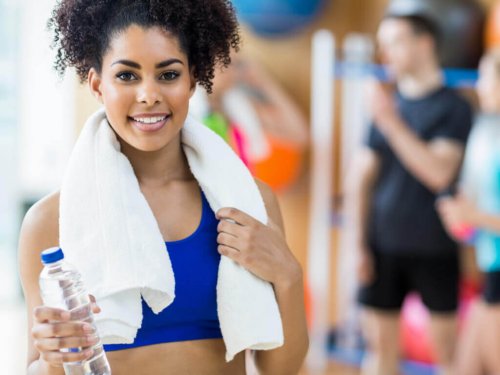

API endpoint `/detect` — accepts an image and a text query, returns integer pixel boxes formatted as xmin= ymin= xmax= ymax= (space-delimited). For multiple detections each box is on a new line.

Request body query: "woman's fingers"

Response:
xmin=32 ymin=302 xmax=101 ymax=367
xmin=40 ymin=348 xmax=95 ymax=365
xmin=32 ymin=321 xmax=95 ymax=339
xmin=35 ymin=334 xmax=99 ymax=351
xmin=216 ymin=207 xmax=257 ymax=227
xmin=217 ymin=232 xmax=241 ymax=250
xmin=217 ymin=219 xmax=246 ymax=237
xmin=33 ymin=306 xmax=70 ymax=323
xmin=217 ymin=245 xmax=242 ymax=262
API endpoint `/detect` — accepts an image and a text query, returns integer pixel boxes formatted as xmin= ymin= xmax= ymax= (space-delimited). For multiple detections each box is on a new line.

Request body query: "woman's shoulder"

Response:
xmin=18 ymin=191 xmax=60 ymax=306
xmin=19 ymin=191 xmax=60 ymax=258
xmin=254 ymin=179 xmax=285 ymax=233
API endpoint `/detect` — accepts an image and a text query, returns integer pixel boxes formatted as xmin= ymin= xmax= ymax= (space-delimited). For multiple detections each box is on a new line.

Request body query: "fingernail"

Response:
xmin=83 ymin=324 xmax=95 ymax=333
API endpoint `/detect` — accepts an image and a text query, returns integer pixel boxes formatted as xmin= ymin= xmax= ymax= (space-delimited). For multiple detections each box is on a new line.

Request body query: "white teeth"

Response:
xmin=132 ymin=116 xmax=167 ymax=124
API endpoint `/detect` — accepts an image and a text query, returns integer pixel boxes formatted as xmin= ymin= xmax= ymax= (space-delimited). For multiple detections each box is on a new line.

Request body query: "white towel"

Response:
xmin=59 ymin=108 xmax=284 ymax=361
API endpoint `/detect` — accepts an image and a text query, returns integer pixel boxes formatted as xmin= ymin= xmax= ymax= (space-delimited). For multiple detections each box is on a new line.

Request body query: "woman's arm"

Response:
xmin=252 ymin=181 xmax=308 ymax=375
xmin=216 ymin=180 xmax=308 ymax=375
xmin=238 ymin=59 xmax=309 ymax=147
xmin=19 ymin=192 xmax=96 ymax=375
xmin=472 ymin=211 xmax=500 ymax=234
xmin=438 ymin=193 xmax=500 ymax=236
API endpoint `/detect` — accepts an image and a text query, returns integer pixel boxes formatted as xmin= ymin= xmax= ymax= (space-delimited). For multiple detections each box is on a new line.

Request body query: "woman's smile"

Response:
xmin=129 ymin=113 xmax=172 ymax=133
xmin=88 ymin=25 xmax=195 ymax=153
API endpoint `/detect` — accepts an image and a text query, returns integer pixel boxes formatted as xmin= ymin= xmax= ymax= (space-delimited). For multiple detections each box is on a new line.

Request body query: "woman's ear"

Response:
xmin=88 ymin=68 xmax=103 ymax=103
xmin=189 ymin=68 xmax=196 ymax=98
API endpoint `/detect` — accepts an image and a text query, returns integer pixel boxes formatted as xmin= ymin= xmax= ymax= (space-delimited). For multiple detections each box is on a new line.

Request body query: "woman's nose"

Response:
xmin=137 ymin=79 xmax=162 ymax=106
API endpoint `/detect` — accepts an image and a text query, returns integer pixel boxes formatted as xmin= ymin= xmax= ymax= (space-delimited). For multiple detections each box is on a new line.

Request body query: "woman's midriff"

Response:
xmin=106 ymin=338 xmax=246 ymax=374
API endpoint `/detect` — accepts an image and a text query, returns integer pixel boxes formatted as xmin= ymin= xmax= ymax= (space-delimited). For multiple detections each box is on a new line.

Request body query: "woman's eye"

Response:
xmin=160 ymin=71 xmax=180 ymax=81
xmin=116 ymin=72 xmax=136 ymax=81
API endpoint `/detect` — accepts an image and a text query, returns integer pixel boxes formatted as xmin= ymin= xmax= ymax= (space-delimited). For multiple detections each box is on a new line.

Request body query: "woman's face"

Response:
xmin=477 ymin=58 xmax=500 ymax=113
xmin=89 ymin=25 xmax=195 ymax=152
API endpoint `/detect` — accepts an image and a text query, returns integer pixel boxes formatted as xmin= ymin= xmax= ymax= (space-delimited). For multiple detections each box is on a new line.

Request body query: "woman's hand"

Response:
xmin=437 ymin=193 xmax=479 ymax=228
xmin=31 ymin=295 xmax=101 ymax=367
xmin=216 ymin=207 xmax=302 ymax=288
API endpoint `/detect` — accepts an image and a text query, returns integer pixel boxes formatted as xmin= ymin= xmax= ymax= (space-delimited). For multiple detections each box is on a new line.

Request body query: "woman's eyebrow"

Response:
xmin=156 ymin=58 xmax=184 ymax=68
xmin=111 ymin=59 xmax=141 ymax=68
xmin=111 ymin=58 xmax=184 ymax=69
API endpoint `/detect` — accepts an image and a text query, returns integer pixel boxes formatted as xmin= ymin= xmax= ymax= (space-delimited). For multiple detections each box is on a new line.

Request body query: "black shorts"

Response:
xmin=484 ymin=271 xmax=500 ymax=305
xmin=358 ymin=250 xmax=459 ymax=313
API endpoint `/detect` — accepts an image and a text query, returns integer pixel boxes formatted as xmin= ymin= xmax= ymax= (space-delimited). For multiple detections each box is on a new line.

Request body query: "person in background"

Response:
xmin=346 ymin=12 xmax=473 ymax=375
xmin=190 ymin=53 xmax=308 ymax=191
xmin=438 ymin=49 xmax=500 ymax=375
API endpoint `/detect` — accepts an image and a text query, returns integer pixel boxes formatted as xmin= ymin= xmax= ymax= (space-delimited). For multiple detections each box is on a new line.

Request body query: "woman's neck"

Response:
xmin=119 ymin=133 xmax=194 ymax=188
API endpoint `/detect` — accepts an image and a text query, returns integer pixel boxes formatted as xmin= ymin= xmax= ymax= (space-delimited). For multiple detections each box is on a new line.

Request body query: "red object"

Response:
xmin=400 ymin=293 xmax=435 ymax=364
xmin=450 ymin=223 xmax=476 ymax=243
xmin=228 ymin=123 xmax=303 ymax=192
xmin=400 ymin=279 xmax=480 ymax=364
xmin=229 ymin=123 xmax=250 ymax=168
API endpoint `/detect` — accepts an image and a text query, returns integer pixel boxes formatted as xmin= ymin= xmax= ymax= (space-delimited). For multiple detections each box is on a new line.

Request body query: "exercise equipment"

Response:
xmin=231 ymin=0 xmax=326 ymax=37
xmin=252 ymin=136 xmax=302 ymax=191
xmin=401 ymin=280 xmax=480 ymax=363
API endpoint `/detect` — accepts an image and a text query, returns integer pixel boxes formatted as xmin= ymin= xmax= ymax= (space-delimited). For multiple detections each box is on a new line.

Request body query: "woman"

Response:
xmin=438 ymin=49 xmax=500 ymax=375
xmin=18 ymin=1 xmax=308 ymax=374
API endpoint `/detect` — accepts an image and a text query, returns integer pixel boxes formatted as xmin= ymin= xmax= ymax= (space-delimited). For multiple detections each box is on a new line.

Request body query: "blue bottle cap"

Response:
xmin=41 ymin=247 xmax=64 ymax=264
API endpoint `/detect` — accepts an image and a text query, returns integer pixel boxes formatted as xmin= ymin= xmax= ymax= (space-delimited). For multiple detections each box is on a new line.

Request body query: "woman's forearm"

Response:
xmin=473 ymin=211 xmax=500 ymax=234
xmin=254 ymin=267 xmax=309 ymax=375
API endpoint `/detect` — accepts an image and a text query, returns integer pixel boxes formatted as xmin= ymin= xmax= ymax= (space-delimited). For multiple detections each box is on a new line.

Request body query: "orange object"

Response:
xmin=485 ymin=1 xmax=500 ymax=49
xmin=252 ymin=135 xmax=303 ymax=192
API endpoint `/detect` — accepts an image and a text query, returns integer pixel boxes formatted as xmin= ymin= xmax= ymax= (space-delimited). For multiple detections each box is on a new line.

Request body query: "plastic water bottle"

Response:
xmin=39 ymin=247 xmax=111 ymax=375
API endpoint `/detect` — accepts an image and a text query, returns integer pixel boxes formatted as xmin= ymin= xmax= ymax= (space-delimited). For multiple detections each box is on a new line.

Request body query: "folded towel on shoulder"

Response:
xmin=59 ymin=108 xmax=283 ymax=361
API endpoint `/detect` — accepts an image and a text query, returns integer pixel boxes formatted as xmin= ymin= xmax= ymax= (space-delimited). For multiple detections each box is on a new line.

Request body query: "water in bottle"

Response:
xmin=39 ymin=247 xmax=111 ymax=375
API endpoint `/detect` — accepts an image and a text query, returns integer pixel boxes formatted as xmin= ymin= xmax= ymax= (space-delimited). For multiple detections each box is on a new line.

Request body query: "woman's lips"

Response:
xmin=128 ymin=115 xmax=170 ymax=132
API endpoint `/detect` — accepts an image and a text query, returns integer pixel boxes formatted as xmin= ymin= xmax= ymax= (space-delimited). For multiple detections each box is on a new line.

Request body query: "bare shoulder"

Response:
xmin=19 ymin=191 xmax=60 ymax=252
xmin=18 ymin=191 xmax=60 ymax=291
xmin=254 ymin=179 xmax=285 ymax=233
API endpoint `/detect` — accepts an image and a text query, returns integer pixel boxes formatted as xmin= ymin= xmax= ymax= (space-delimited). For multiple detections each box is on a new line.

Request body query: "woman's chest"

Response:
xmin=141 ymin=183 xmax=205 ymax=242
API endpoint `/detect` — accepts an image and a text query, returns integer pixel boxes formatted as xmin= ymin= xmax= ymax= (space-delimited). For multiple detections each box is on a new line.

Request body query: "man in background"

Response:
xmin=347 ymin=12 xmax=473 ymax=375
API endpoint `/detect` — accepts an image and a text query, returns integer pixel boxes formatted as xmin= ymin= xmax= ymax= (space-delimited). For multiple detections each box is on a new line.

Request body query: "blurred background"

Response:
xmin=2 ymin=0 xmax=500 ymax=374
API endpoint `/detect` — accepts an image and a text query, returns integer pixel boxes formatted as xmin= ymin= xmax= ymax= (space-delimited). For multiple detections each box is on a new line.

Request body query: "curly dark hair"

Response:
xmin=48 ymin=0 xmax=240 ymax=93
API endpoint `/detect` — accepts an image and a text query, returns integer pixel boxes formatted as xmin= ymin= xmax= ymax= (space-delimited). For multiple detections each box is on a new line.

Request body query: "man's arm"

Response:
xmin=370 ymin=81 xmax=466 ymax=193
xmin=384 ymin=122 xmax=464 ymax=192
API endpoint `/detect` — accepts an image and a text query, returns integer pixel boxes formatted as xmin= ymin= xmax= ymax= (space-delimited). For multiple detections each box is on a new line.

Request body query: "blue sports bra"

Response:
xmin=104 ymin=191 xmax=222 ymax=351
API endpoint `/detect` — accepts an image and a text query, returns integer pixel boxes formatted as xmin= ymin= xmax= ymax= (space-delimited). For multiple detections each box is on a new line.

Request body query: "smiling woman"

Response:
xmin=88 ymin=26 xmax=195 ymax=152
xmin=18 ymin=1 xmax=308 ymax=375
